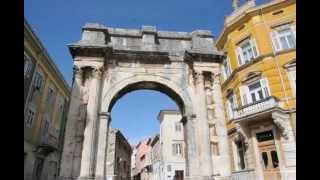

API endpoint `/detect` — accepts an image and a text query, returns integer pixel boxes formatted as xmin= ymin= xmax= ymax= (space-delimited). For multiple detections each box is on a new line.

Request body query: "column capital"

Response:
xmin=212 ymin=73 xmax=221 ymax=85
xmin=91 ymin=66 xmax=104 ymax=79
xmin=181 ymin=114 xmax=196 ymax=125
xmin=73 ymin=65 xmax=83 ymax=79
xmin=194 ymin=71 xmax=204 ymax=84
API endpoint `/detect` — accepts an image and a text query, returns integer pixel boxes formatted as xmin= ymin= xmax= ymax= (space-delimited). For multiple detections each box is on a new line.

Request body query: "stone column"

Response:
xmin=59 ymin=65 xmax=83 ymax=180
xmin=79 ymin=66 xmax=103 ymax=180
xmin=193 ymin=71 xmax=214 ymax=179
xmin=95 ymin=112 xmax=111 ymax=180
xmin=211 ymin=73 xmax=231 ymax=177
xmin=181 ymin=114 xmax=198 ymax=178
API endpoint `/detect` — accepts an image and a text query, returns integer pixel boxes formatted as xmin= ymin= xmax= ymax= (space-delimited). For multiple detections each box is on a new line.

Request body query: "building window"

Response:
xmin=25 ymin=107 xmax=35 ymax=128
xmin=34 ymin=72 xmax=44 ymax=91
xmin=240 ymin=78 xmax=270 ymax=105
xmin=235 ymin=140 xmax=246 ymax=170
xmin=167 ymin=165 xmax=171 ymax=172
xmin=270 ymin=24 xmax=296 ymax=52
xmin=47 ymin=87 xmax=56 ymax=105
xmin=236 ymin=37 xmax=259 ymax=66
xmin=222 ymin=56 xmax=232 ymax=80
xmin=284 ymin=61 xmax=296 ymax=97
xmin=175 ymin=122 xmax=182 ymax=132
xmin=140 ymin=154 xmax=145 ymax=161
xmin=172 ymin=143 xmax=182 ymax=156
xmin=271 ymin=150 xmax=279 ymax=168
xmin=24 ymin=54 xmax=33 ymax=78
xmin=226 ymin=92 xmax=237 ymax=119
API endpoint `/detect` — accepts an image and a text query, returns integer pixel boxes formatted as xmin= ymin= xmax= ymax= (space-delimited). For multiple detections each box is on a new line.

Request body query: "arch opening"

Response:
xmin=107 ymin=81 xmax=186 ymax=115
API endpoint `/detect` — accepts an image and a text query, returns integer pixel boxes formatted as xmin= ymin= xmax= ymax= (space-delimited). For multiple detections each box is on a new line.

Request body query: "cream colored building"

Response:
xmin=216 ymin=0 xmax=296 ymax=179
xmin=24 ymin=18 xmax=70 ymax=180
xmin=156 ymin=110 xmax=185 ymax=180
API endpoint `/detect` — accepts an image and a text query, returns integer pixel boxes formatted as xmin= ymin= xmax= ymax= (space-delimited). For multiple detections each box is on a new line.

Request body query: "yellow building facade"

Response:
xmin=24 ymin=19 xmax=70 ymax=180
xmin=216 ymin=0 xmax=296 ymax=179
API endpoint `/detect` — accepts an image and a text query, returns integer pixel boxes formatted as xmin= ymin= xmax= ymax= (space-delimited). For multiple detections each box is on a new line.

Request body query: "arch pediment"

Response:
xmin=241 ymin=71 xmax=262 ymax=84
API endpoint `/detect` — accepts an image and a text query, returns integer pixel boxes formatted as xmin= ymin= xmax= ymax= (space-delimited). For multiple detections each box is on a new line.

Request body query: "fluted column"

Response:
xmin=194 ymin=71 xmax=214 ymax=179
xmin=211 ymin=73 xmax=231 ymax=176
xmin=79 ymin=66 xmax=103 ymax=180
xmin=95 ymin=112 xmax=111 ymax=180
xmin=59 ymin=65 xmax=83 ymax=180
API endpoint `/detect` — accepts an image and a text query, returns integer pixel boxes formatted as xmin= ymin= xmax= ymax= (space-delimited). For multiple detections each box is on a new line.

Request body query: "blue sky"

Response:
xmin=25 ymin=0 xmax=267 ymax=145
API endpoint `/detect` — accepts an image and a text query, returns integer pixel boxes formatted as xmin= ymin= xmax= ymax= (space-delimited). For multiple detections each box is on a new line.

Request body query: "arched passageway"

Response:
xmin=59 ymin=24 xmax=231 ymax=180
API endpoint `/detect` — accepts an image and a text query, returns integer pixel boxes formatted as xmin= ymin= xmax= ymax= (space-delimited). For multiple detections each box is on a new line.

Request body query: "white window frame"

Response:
xmin=34 ymin=71 xmax=44 ymax=91
xmin=233 ymin=140 xmax=246 ymax=171
xmin=236 ymin=37 xmax=259 ymax=66
xmin=172 ymin=143 xmax=182 ymax=156
xmin=222 ymin=56 xmax=232 ymax=81
xmin=175 ymin=122 xmax=182 ymax=132
xmin=25 ymin=105 xmax=36 ymax=128
xmin=47 ymin=87 xmax=56 ymax=105
xmin=270 ymin=24 xmax=296 ymax=52
xmin=227 ymin=92 xmax=237 ymax=120
xmin=287 ymin=66 xmax=296 ymax=97
xmin=240 ymin=78 xmax=271 ymax=106
xmin=24 ymin=53 xmax=33 ymax=78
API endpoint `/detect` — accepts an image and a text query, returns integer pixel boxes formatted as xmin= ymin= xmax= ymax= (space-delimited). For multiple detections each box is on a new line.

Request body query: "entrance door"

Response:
xmin=256 ymin=130 xmax=281 ymax=180
xmin=174 ymin=170 xmax=184 ymax=180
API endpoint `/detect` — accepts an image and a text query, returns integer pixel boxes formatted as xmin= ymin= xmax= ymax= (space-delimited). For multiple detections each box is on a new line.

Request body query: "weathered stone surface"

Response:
xmin=59 ymin=23 xmax=230 ymax=180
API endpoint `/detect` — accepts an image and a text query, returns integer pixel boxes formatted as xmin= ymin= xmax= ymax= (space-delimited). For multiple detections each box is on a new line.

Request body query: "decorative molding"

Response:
xmin=74 ymin=65 xmax=83 ymax=79
xmin=272 ymin=111 xmax=290 ymax=140
xmin=91 ymin=67 xmax=104 ymax=79
xmin=283 ymin=59 xmax=296 ymax=69
xmin=241 ymin=71 xmax=262 ymax=84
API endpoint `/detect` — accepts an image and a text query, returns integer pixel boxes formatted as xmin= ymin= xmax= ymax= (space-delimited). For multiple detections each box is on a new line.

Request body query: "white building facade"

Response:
xmin=152 ymin=110 xmax=185 ymax=180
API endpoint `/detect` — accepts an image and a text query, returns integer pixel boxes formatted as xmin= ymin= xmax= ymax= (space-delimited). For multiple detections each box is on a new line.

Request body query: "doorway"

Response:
xmin=174 ymin=170 xmax=184 ymax=180
xmin=256 ymin=130 xmax=281 ymax=180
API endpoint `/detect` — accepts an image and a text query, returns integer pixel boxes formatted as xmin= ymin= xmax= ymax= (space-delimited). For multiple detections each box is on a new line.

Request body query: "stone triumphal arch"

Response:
xmin=59 ymin=23 xmax=231 ymax=180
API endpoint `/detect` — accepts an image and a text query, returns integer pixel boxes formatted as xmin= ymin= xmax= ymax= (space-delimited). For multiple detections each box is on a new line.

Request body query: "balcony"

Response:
xmin=230 ymin=169 xmax=257 ymax=180
xmin=232 ymin=96 xmax=279 ymax=121
xmin=36 ymin=121 xmax=60 ymax=155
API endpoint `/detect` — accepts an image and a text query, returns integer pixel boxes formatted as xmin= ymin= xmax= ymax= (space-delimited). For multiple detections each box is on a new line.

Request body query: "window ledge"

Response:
xmin=222 ymin=48 xmax=295 ymax=89
xmin=275 ymin=47 xmax=296 ymax=55
xmin=222 ymin=55 xmax=265 ymax=88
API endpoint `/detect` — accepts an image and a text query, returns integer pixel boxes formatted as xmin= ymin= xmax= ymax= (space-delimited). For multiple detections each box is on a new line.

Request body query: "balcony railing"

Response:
xmin=232 ymin=96 xmax=279 ymax=121
xmin=39 ymin=121 xmax=59 ymax=149
xmin=230 ymin=169 xmax=257 ymax=180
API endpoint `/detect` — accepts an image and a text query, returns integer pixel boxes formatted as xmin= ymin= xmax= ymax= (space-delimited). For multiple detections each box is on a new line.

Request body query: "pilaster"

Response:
xmin=59 ymin=65 xmax=84 ymax=179
xmin=193 ymin=70 xmax=214 ymax=177
xmin=79 ymin=66 xmax=104 ymax=179
xmin=95 ymin=112 xmax=111 ymax=180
